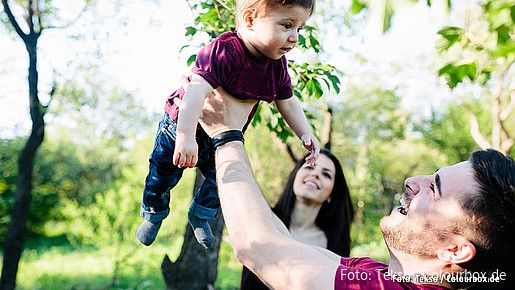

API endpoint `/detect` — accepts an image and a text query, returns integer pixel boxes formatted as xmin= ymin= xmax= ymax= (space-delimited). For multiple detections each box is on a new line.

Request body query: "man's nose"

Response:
xmin=404 ymin=176 xmax=423 ymax=196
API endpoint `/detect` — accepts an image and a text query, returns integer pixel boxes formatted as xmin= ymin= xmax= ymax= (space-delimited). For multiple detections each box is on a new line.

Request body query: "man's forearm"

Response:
xmin=215 ymin=142 xmax=284 ymax=256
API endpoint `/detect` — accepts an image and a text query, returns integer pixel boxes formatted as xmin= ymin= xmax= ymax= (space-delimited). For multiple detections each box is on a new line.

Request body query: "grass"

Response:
xmin=3 ymin=233 xmax=244 ymax=290
xmin=3 ymin=233 xmax=387 ymax=290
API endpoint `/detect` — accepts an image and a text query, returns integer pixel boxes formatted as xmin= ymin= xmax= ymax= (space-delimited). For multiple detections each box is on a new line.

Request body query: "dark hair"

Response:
xmin=460 ymin=149 xmax=515 ymax=277
xmin=272 ymin=148 xmax=355 ymax=256
xmin=236 ymin=0 xmax=316 ymax=27
xmin=241 ymin=149 xmax=354 ymax=289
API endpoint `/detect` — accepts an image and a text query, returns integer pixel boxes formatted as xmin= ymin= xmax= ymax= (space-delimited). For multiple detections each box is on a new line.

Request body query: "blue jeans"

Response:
xmin=140 ymin=113 xmax=219 ymax=223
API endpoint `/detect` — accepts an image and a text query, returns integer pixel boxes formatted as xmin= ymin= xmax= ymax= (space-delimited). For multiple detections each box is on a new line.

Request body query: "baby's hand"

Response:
xmin=173 ymin=134 xmax=198 ymax=168
xmin=300 ymin=133 xmax=320 ymax=166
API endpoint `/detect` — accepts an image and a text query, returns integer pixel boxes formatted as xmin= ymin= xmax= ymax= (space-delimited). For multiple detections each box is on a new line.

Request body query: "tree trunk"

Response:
xmin=0 ymin=32 xmax=44 ymax=290
xmin=161 ymin=169 xmax=224 ymax=290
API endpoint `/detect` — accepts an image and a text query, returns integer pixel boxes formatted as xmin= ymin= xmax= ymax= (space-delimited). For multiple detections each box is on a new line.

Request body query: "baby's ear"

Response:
xmin=242 ymin=8 xmax=256 ymax=29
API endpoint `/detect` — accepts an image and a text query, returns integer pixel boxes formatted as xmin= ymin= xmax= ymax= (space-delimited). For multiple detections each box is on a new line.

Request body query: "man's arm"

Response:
xmin=174 ymin=74 xmax=213 ymax=168
xmin=215 ymin=141 xmax=340 ymax=290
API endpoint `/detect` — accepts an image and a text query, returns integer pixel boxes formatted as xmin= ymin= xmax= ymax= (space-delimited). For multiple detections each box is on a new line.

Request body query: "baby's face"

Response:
xmin=246 ymin=5 xmax=310 ymax=60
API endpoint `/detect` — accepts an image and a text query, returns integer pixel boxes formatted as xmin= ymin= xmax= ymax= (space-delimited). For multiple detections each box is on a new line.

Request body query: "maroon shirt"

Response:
xmin=335 ymin=257 xmax=449 ymax=290
xmin=165 ymin=31 xmax=293 ymax=123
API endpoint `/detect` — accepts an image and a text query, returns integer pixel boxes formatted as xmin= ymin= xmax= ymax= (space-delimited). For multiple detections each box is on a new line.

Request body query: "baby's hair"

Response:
xmin=235 ymin=0 xmax=316 ymax=28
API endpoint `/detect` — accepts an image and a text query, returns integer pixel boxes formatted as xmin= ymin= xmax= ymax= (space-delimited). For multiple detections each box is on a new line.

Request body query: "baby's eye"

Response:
xmin=304 ymin=165 xmax=314 ymax=170
xmin=297 ymin=26 xmax=304 ymax=32
xmin=282 ymin=23 xmax=292 ymax=29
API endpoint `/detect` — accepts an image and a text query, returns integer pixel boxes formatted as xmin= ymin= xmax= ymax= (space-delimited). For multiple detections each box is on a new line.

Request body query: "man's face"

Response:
xmin=380 ymin=161 xmax=478 ymax=258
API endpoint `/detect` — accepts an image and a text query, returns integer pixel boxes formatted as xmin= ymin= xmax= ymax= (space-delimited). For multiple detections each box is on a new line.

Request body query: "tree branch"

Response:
xmin=272 ymin=135 xmax=299 ymax=164
xmin=27 ymin=0 xmax=34 ymax=34
xmin=499 ymin=90 xmax=514 ymax=121
xmin=212 ymin=0 xmax=233 ymax=13
xmin=501 ymin=139 xmax=514 ymax=155
xmin=42 ymin=72 xmax=58 ymax=114
xmin=211 ymin=0 xmax=222 ymax=22
xmin=45 ymin=3 xmax=90 ymax=30
xmin=467 ymin=111 xmax=492 ymax=149
xmin=1 ymin=0 xmax=28 ymax=40
xmin=321 ymin=105 xmax=333 ymax=150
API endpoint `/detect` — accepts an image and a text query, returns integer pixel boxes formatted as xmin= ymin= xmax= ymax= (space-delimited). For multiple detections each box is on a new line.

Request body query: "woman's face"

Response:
xmin=293 ymin=154 xmax=336 ymax=205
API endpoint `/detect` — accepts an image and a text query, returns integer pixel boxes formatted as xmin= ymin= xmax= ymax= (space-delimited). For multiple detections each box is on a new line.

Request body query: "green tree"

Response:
xmin=0 ymin=1 xmax=92 ymax=288
xmin=436 ymin=0 xmax=514 ymax=154
xmin=349 ymin=0 xmax=445 ymax=36
xmin=414 ymin=101 xmax=487 ymax=164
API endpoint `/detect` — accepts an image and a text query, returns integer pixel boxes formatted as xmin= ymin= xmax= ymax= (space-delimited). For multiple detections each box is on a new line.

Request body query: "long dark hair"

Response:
xmin=240 ymin=149 xmax=355 ymax=289
xmin=272 ymin=148 xmax=355 ymax=256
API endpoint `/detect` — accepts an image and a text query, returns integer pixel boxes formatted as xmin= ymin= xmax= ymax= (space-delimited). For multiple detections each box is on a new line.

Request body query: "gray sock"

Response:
xmin=188 ymin=214 xmax=214 ymax=249
xmin=136 ymin=219 xmax=162 ymax=246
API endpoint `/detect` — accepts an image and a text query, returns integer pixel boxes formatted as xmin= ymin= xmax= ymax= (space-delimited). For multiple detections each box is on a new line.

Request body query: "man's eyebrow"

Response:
xmin=435 ymin=173 xmax=442 ymax=197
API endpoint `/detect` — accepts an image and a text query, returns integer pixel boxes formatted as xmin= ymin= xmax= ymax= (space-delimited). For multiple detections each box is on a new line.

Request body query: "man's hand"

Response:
xmin=199 ymin=87 xmax=257 ymax=137
xmin=300 ymin=133 xmax=320 ymax=166
xmin=173 ymin=134 xmax=198 ymax=168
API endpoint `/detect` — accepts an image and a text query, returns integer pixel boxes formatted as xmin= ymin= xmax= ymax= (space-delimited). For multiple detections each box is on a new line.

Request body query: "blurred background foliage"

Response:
xmin=1 ymin=0 xmax=513 ymax=289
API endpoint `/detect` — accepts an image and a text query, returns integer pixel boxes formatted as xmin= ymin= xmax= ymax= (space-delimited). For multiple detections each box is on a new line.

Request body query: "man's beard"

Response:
xmin=380 ymin=217 xmax=436 ymax=259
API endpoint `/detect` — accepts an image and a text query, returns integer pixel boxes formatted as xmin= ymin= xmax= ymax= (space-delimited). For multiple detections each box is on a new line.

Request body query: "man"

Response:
xmin=198 ymin=87 xmax=514 ymax=290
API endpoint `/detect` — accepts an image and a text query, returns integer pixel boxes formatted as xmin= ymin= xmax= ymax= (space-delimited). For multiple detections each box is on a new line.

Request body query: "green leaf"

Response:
xmin=187 ymin=54 xmax=196 ymax=66
xmin=298 ymin=34 xmax=306 ymax=47
xmin=305 ymin=79 xmax=316 ymax=95
xmin=179 ymin=44 xmax=190 ymax=53
xmin=492 ymin=40 xmax=515 ymax=57
xmin=426 ymin=0 xmax=432 ymax=6
xmin=327 ymin=74 xmax=341 ymax=94
xmin=495 ymin=25 xmax=510 ymax=45
xmin=383 ymin=8 xmax=393 ymax=33
xmin=309 ymin=35 xmax=320 ymax=52
xmin=312 ymin=79 xmax=323 ymax=98
xmin=437 ymin=27 xmax=464 ymax=50
xmin=185 ymin=26 xmax=197 ymax=37
xmin=350 ymin=0 xmax=367 ymax=14
xmin=438 ymin=62 xmax=477 ymax=89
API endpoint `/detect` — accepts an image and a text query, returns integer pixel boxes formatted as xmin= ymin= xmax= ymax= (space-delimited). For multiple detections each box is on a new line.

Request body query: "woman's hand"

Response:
xmin=199 ymin=87 xmax=257 ymax=137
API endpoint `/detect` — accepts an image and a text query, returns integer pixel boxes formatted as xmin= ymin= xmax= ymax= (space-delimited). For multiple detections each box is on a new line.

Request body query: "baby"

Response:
xmin=137 ymin=0 xmax=320 ymax=248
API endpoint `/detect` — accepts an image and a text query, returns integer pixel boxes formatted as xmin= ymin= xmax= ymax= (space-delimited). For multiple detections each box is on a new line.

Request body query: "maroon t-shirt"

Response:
xmin=335 ymin=257 xmax=450 ymax=290
xmin=165 ymin=31 xmax=293 ymax=123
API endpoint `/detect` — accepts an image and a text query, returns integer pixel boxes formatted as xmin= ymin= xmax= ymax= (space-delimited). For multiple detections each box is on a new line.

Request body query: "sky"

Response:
xmin=1 ymin=0 xmax=473 ymax=139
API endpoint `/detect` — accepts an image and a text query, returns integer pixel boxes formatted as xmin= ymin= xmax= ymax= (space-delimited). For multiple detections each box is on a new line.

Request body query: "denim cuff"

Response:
xmin=140 ymin=206 xmax=170 ymax=223
xmin=188 ymin=200 xmax=219 ymax=220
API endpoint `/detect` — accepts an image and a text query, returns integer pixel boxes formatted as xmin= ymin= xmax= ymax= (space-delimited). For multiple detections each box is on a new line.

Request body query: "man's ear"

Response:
xmin=242 ymin=8 xmax=256 ymax=29
xmin=436 ymin=237 xmax=476 ymax=264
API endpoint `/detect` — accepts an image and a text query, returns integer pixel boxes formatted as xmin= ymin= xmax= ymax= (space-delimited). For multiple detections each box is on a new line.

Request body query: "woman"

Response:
xmin=240 ymin=148 xmax=355 ymax=289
